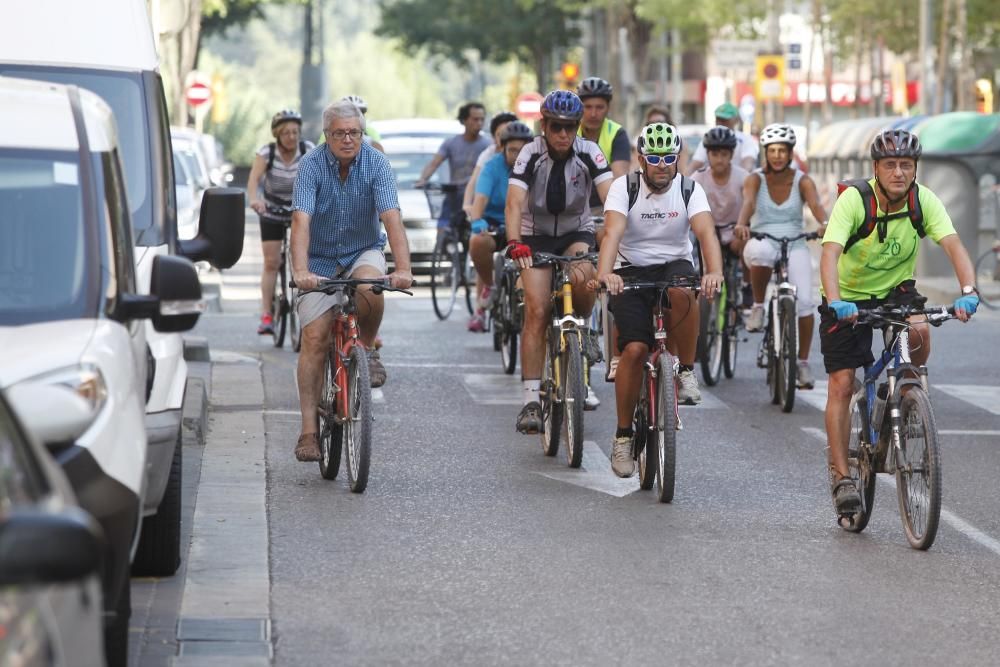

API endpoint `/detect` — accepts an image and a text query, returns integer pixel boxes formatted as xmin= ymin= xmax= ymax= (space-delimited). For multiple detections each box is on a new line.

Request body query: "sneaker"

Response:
xmin=368 ymin=351 xmax=387 ymax=388
xmin=478 ymin=285 xmax=495 ymax=310
xmin=467 ymin=311 xmax=486 ymax=333
xmin=605 ymin=356 xmax=620 ymax=382
xmin=746 ymin=305 xmax=765 ymax=332
xmin=582 ymin=328 xmax=604 ymax=365
xmin=797 ymin=361 xmax=815 ymax=389
xmin=257 ymin=313 xmax=274 ymax=335
xmin=516 ymin=401 xmax=543 ymax=434
xmin=676 ymin=368 xmax=702 ymax=405
xmin=832 ymin=477 xmax=862 ymax=514
xmin=611 ymin=436 xmax=635 ymax=478
xmin=584 ymin=386 xmax=600 ymax=410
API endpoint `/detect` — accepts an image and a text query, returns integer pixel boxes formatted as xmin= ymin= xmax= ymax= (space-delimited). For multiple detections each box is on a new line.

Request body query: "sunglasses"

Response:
xmin=644 ymin=154 xmax=679 ymax=166
xmin=548 ymin=121 xmax=579 ymax=135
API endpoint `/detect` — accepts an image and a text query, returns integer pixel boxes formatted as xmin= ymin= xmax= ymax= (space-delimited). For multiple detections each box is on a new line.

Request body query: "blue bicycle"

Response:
xmin=836 ymin=303 xmax=955 ymax=550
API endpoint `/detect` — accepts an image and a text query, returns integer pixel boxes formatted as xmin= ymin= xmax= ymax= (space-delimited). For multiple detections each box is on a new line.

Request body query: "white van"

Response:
xmin=0 ymin=0 xmax=244 ymax=579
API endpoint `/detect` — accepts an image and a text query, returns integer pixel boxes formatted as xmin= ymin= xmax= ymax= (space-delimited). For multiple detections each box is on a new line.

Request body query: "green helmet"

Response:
xmin=637 ymin=123 xmax=681 ymax=155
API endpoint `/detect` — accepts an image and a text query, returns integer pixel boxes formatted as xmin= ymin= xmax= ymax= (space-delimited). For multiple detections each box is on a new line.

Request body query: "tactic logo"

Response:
xmin=639 ymin=210 xmax=679 ymax=221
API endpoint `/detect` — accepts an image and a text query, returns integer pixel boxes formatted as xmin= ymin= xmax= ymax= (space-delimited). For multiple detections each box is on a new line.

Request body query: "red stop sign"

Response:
xmin=763 ymin=63 xmax=779 ymax=78
xmin=186 ymin=82 xmax=212 ymax=107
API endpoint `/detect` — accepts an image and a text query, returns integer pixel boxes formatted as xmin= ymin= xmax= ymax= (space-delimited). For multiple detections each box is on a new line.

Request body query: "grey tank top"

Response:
xmin=752 ymin=168 xmax=805 ymax=247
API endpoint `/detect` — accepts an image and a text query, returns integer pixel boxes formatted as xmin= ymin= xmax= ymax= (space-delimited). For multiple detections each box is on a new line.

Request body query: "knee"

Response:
xmin=262 ymin=255 xmax=280 ymax=272
xmin=301 ymin=322 xmax=330 ymax=351
xmin=827 ymin=372 xmax=855 ymax=400
xmin=620 ymin=342 xmax=647 ymax=363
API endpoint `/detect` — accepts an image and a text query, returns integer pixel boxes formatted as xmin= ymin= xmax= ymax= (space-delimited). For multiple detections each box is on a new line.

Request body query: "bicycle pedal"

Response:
xmin=837 ymin=513 xmax=858 ymax=530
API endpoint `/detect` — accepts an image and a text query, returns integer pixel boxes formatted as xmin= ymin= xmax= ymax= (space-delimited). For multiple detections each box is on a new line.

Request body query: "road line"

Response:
xmin=939 ymin=429 xmax=1000 ymax=436
xmin=797 ymin=380 xmax=829 ymax=412
xmin=536 ymin=441 xmax=639 ymax=497
xmin=386 ymin=362 xmax=499 ymax=369
xmin=935 ymin=384 xmax=1000 ymax=416
xmin=801 ymin=427 xmax=1000 ymax=557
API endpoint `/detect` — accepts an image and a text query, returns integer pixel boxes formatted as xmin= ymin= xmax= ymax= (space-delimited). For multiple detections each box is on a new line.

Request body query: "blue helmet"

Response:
xmin=540 ymin=90 xmax=584 ymax=121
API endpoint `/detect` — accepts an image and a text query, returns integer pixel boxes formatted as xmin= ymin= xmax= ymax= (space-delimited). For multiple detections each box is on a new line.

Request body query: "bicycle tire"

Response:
xmin=635 ymin=379 xmax=655 ymax=491
xmin=722 ymin=265 xmax=739 ymax=379
xmin=463 ymin=249 xmax=475 ymax=315
xmin=430 ymin=235 xmax=458 ymax=320
xmin=286 ymin=237 xmax=301 ymax=352
xmin=562 ymin=331 xmax=585 ymax=468
xmin=839 ymin=385 xmax=876 ymax=532
xmin=894 ymin=387 xmax=941 ymax=550
xmin=698 ymin=295 xmax=724 ymax=386
xmin=318 ymin=354 xmax=342 ymax=480
xmin=272 ymin=260 xmax=288 ymax=348
xmin=498 ymin=275 xmax=518 ymax=375
xmin=655 ymin=355 xmax=678 ymax=503
xmin=344 ymin=346 xmax=373 ymax=493
xmin=767 ymin=303 xmax=781 ymax=405
xmin=778 ymin=296 xmax=797 ymax=413
xmin=540 ymin=331 xmax=563 ymax=457
xmin=974 ymin=246 xmax=998 ymax=309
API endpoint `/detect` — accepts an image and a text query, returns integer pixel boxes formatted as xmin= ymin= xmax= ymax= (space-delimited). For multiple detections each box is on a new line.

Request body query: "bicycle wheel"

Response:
xmin=974 ymin=245 xmax=999 ymax=309
xmin=561 ymin=330 xmax=585 ymax=468
xmin=498 ymin=274 xmax=518 ymax=375
xmin=430 ymin=233 xmax=458 ymax=320
xmin=655 ymin=355 xmax=678 ymax=503
xmin=838 ymin=385 xmax=876 ymax=532
xmin=344 ymin=346 xmax=373 ymax=493
xmin=272 ymin=260 xmax=288 ymax=348
xmin=318 ymin=354 xmax=342 ymax=480
xmin=698 ymin=294 xmax=723 ymax=386
xmin=462 ymin=248 xmax=475 ymax=315
xmin=767 ymin=303 xmax=781 ymax=405
xmin=540 ymin=330 xmax=563 ymax=457
xmin=635 ymin=379 xmax=655 ymax=491
xmin=894 ymin=387 xmax=941 ymax=550
xmin=722 ymin=269 xmax=739 ymax=379
xmin=777 ymin=296 xmax=797 ymax=413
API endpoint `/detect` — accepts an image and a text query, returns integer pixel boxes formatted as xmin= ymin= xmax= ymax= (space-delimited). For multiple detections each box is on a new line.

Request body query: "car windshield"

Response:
xmin=173 ymin=152 xmax=193 ymax=188
xmin=386 ymin=152 xmax=450 ymax=189
xmin=0 ymin=66 xmax=151 ymax=237
xmin=0 ymin=150 xmax=97 ymax=325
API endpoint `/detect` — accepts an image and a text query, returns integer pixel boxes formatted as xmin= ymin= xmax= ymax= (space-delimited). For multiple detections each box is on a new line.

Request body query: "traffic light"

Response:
xmin=976 ymin=79 xmax=993 ymax=114
xmin=560 ymin=62 xmax=580 ymax=90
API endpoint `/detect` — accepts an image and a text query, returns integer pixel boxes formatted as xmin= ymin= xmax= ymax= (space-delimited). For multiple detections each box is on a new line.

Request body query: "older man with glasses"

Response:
xmin=289 ymin=100 xmax=413 ymax=463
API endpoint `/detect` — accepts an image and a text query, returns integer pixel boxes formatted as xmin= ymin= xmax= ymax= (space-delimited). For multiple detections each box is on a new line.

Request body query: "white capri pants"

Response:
xmin=742 ymin=238 xmax=814 ymax=317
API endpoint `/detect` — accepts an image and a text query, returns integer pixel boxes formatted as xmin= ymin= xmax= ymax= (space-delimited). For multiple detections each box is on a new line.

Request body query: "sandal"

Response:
xmin=295 ymin=433 xmax=321 ymax=462
xmin=368 ymin=350 xmax=387 ymax=388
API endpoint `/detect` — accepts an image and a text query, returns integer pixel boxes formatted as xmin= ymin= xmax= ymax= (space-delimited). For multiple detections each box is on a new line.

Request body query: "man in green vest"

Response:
xmin=577 ymin=77 xmax=631 ymax=189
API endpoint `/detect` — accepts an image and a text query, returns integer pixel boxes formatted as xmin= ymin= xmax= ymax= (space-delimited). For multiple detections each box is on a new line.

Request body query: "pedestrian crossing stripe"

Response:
xmin=806 ymin=380 xmax=1000 ymax=416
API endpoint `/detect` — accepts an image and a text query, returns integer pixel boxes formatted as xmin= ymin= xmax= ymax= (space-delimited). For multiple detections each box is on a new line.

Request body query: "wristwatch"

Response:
xmin=961 ymin=285 xmax=979 ymax=296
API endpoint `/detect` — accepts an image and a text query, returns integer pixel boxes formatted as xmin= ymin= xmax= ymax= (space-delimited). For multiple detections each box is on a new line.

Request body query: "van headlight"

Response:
xmin=24 ymin=364 xmax=108 ymax=413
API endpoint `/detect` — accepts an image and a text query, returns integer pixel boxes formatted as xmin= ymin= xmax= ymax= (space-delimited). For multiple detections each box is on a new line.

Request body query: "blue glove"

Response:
xmin=829 ymin=300 xmax=858 ymax=320
xmin=471 ymin=219 xmax=489 ymax=234
xmin=954 ymin=294 xmax=979 ymax=316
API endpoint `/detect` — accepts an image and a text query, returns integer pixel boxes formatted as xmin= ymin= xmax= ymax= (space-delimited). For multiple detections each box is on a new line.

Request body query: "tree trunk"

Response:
xmin=821 ymin=15 xmax=833 ymax=123
xmin=173 ymin=0 xmax=203 ymax=125
xmin=935 ymin=0 xmax=952 ymax=114
xmin=955 ymin=0 xmax=969 ymax=110
xmin=852 ymin=24 xmax=863 ymax=119
xmin=803 ymin=0 xmax=820 ymax=148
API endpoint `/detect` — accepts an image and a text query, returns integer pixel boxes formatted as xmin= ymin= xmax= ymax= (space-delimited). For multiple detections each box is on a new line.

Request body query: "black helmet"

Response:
xmin=702 ymin=125 xmax=738 ymax=150
xmin=490 ymin=111 xmax=518 ymax=137
xmin=500 ymin=121 xmax=533 ymax=144
xmin=871 ymin=129 xmax=922 ymax=161
xmin=577 ymin=77 xmax=613 ymax=101
xmin=271 ymin=109 xmax=302 ymax=132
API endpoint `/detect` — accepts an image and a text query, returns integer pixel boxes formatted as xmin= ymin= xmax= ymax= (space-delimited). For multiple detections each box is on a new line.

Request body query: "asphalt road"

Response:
xmin=134 ymin=220 xmax=1000 ymax=666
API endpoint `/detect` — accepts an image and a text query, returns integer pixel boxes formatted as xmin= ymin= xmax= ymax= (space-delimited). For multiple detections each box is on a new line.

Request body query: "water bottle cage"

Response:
xmin=777 ymin=282 xmax=797 ymax=296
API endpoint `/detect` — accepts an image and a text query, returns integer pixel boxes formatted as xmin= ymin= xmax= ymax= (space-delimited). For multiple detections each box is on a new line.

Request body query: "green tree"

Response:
xmin=376 ymin=0 xmax=584 ymax=91
xmin=633 ymin=0 xmax=766 ymax=47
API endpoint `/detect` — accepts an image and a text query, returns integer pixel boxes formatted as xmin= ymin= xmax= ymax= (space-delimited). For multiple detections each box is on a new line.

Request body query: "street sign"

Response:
xmin=755 ymin=54 xmax=785 ymax=102
xmin=788 ymin=58 xmax=801 ymax=70
xmin=515 ymin=92 xmax=544 ymax=121
xmin=712 ymin=39 xmax=768 ymax=71
xmin=185 ymin=81 xmax=212 ymax=108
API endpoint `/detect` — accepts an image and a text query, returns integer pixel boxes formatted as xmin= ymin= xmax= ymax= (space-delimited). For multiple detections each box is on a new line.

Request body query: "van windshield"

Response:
xmin=0 ymin=150 xmax=98 ymax=325
xmin=0 ymin=66 xmax=151 ymax=239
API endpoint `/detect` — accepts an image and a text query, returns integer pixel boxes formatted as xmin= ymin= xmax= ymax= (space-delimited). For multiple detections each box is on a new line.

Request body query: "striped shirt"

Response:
xmin=292 ymin=142 xmax=399 ymax=276
xmin=257 ymin=141 xmax=314 ymax=222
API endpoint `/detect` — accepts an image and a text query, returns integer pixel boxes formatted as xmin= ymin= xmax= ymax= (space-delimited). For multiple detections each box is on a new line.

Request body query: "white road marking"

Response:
xmin=801 ymin=427 xmax=1000 ymax=557
xmin=796 ymin=380 xmax=829 ymax=412
xmin=935 ymin=384 xmax=1000 ymax=416
xmin=939 ymin=430 xmax=1000 ymax=436
xmin=536 ymin=441 xmax=639 ymax=497
xmin=388 ymin=362 xmax=499 ymax=369
xmin=463 ymin=373 xmax=521 ymax=405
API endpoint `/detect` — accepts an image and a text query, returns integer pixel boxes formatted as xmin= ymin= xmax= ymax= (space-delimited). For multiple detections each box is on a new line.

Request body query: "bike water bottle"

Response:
xmin=872 ymin=382 xmax=889 ymax=436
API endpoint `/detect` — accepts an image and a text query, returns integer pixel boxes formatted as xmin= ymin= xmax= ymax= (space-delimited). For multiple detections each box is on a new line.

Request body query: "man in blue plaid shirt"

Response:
xmin=290 ymin=100 xmax=412 ymax=462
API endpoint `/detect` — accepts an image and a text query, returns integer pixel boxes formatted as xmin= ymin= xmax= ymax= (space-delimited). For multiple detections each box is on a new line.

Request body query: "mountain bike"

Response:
xmin=619 ymin=276 xmax=702 ymax=503
xmin=751 ymin=231 xmax=819 ymax=413
xmin=974 ymin=238 xmax=999 ymax=309
xmin=535 ymin=251 xmax=598 ymax=468
xmin=420 ymin=183 xmax=474 ymax=320
xmin=263 ymin=201 xmax=299 ymax=350
xmin=697 ymin=223 xmax=743 ymax=385
xmin=296 ymin=277 xmax=413 ymax=492
xmin=834 ymin=303 xmax=955 ymax=550
xmin=491 ymin=250 xmax=522 ymax=375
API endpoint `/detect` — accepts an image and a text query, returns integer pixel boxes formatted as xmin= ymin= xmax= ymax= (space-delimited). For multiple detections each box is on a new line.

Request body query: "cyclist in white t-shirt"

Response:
xmin=592 ymin=123 xmax=724 ymax=478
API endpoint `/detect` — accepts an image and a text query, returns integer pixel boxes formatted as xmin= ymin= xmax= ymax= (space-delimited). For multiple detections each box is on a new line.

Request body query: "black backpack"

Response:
xmin=267 ymin=140 xmax=308 ymax=171
xmin=626 ymin=170 xmax=695 ymax=213
xmin=838 ymin=179 xmax=926 ymax=253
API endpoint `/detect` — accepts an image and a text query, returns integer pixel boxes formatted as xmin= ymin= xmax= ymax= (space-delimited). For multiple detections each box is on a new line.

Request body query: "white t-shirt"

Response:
xmin=604 ymin=174 xmax=712 ymax=266
xmin=475 ymin=144 xmax=497 ymax=168
xmin=692 ymin=130 xmax=759 ymax=166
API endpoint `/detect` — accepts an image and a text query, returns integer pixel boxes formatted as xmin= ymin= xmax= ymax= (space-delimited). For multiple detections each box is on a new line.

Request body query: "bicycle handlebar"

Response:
xmin=415 ymin=182 xmax=460 ymax=193
xmin=532 ymin=251 xmax=600 ymax=266
xmin=620 ymin=276 xmax=703 ymax=292
xmin=749 ymin=231 xmax=820 ymax=243
xmin=855 ymin=304 xmax=956 ymax=327
xmin=291 ymin=277 xmax=415 ymax=296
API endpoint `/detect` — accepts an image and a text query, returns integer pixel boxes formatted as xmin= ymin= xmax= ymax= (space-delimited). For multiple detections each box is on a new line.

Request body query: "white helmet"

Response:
xmin=760 ymin=123 xmax=796 ymax=148
xmin=341 ymin=94 xmax=368 ymax=114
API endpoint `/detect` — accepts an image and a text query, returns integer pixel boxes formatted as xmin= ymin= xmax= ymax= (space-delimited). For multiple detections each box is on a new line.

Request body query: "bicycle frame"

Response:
xmin=330 ymin=304 xmax=364 ymax=423
xmin=536 ymin=253 xmax=596 ymax=383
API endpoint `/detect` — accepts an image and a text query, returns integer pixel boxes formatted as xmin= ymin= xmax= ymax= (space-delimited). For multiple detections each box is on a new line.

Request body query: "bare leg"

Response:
xmin=351 ymin=264 xmax=385 ymax=348
xmin=615 ymin=342 xmax=649 ymax=428
xmin=566 ymin=242 xmax=597 ymax=318
xmin=298 ymin=311 xmax=334 ymax=435
xmin=749 ymin=265 xmax=772 ymax=303
xmin=667 ymin=288 xmax=699 ymax=365
xmin=520 ymin=267 xmax=553 ymax=379
xmin=260 ymin=240 xmax=282 ymax=314
xmin=798 ymin=314 xmax=814 ymax=361
xmin=469 ymin=233 xmax=497 ymax=286
xmin=825 ymin=368 xmax=855 ymax=479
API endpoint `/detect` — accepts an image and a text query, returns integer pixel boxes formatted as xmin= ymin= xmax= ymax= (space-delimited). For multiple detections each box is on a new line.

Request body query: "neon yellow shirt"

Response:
xmin=822 ymin=179 xmax=956 ymax=300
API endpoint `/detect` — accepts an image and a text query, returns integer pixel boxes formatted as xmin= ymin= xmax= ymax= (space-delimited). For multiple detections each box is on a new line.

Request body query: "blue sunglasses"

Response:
xmin=644 ymin=154 xmax=679 ymax=166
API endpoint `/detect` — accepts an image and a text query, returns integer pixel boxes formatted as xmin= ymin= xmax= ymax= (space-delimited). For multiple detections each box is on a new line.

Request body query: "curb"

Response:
xmin=182 ymin=377 xmax=208 ymax=446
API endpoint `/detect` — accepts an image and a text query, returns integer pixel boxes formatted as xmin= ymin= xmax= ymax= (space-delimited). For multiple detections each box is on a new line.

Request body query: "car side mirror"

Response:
xmin=0 ymin=507 xmax=103 ymax=586
xmin=178 ymin=187 xmax=245 ymax=269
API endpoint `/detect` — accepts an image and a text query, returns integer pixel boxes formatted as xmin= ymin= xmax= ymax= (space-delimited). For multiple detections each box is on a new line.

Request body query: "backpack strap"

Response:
xmin=266 ymin=142 xmax=276 ymax=172
xmin=841 ymin=179 xmax=924 ymax=253
xmin=299 ymin=140 xmax=307 ymax=157
xmin=679 ymin=174 xmax=694 ymax=210
xmin=907 ymin=182 xmax=926 ymax=238
xmin=626 ymin=170 xmax=641 ymax=211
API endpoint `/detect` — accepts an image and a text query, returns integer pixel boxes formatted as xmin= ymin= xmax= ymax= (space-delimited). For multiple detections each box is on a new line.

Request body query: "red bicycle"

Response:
xmin=297 ymin=277 xmax=412 ymax=492
xmin=619 ymin=275 xmax=701 ymax=503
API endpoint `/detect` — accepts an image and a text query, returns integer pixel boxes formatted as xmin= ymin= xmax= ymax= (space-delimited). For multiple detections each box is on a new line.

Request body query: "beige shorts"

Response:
xmin=296 ymin=249 xmax=387 ymax=329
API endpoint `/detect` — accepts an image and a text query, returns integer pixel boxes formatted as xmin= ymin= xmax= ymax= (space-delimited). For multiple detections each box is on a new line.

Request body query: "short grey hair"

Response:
xmin=322 ymin=100 xmax=366 ymax=132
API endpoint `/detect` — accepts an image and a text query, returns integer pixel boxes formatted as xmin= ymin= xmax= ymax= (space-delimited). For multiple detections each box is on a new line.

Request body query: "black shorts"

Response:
xmin=260 ymin=217 xmax=288 ymax=242
xmin=523 ymin=231 xmax=595 ymax=256
xmin=609 ymin=260 xmax=698 ymax=350
xmin=482 ymin=219 xmax=507 ymax=247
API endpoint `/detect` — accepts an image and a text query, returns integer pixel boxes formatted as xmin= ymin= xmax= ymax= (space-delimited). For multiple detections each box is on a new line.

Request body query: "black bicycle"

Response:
xmin=264 ymin=201 xmax=299 ymax=350
xmin=974 ymin=238 xmax=999 ymax=309
xmin=697 ymin=223 xmax=743 ymax=386
xmin=750 ymin=231 xmax=819 ymax=413
xmin=420 ymin=183 xmax=474 ymax=320
xmin=491 ymin=249 xmax=522 ymax=374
